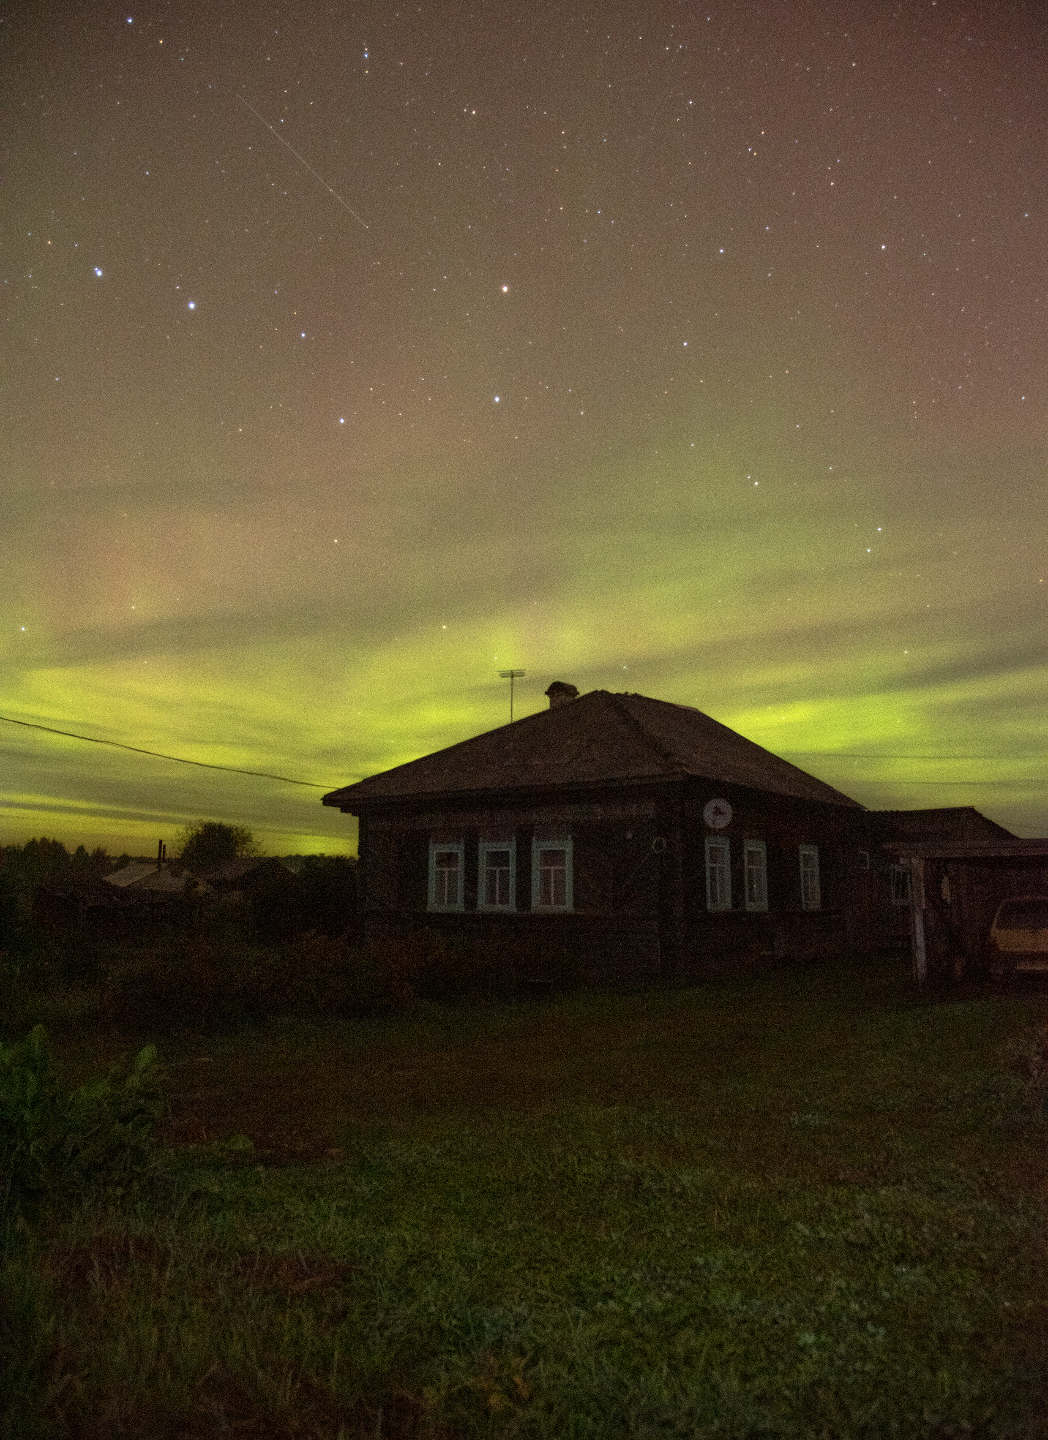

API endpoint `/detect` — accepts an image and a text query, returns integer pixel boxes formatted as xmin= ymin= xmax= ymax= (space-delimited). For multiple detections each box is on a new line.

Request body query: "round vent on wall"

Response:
xmin=651 ymin=836 xmax=667 ymax=854
xmin=703 ymin=798 xmax=733 ymax=830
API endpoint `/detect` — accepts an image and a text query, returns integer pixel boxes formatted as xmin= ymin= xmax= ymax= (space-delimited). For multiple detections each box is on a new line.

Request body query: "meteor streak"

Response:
xmin=237 ymin=93 xmax=370 ymax=231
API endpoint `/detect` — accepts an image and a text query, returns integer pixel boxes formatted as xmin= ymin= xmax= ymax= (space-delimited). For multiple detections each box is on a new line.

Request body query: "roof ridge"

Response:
xmin=610 ymin=691 xmax=864 ymax=808
xmin=601 ymin=691 xmax=686 ymax=772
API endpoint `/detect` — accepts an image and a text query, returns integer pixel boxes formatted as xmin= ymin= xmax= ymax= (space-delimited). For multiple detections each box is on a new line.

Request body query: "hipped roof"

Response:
xmin=323 ymin=690 xmax=862 ymax=812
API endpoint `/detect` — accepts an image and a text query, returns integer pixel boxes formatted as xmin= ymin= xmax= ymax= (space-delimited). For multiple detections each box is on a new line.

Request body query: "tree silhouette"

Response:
xmin=177 ymin=821 xmax=257 ymax=872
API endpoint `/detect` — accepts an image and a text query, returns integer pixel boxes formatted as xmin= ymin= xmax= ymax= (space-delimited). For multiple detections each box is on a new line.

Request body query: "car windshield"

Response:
xmin=995 ymin=898 xmax=1048 ymax=929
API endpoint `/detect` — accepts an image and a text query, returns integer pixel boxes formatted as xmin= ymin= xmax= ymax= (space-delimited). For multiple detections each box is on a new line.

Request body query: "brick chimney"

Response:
xmin=545 ymin=681 xmax=580 ymax=709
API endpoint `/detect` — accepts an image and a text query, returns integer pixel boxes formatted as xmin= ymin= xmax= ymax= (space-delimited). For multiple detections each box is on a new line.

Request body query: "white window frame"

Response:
xmin=743 ymin=839 xmax=768 ymax=912
xmin=890 ymin=863 xmax=912 ymax=907
xmin=531 ymin=837 xmax=573 ymax=911
xmin=705 ymin=836 xmax=732 ymax=911
xmin=428 ymin=840 xmax=464 ymax=912
xmin=478 ymin=839 xmax=516 ymax=911
xmin=799 ymin=845 xmax=821 ymax=911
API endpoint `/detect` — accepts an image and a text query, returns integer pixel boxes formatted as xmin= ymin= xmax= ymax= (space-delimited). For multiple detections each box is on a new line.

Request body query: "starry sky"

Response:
xmin=3 ymin=0 xmax=1046 ymax=857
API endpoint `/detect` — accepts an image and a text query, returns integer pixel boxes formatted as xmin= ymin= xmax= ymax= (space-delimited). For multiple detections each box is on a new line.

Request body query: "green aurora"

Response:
xmin=2 ymin=1 xmax=1045 ymax=854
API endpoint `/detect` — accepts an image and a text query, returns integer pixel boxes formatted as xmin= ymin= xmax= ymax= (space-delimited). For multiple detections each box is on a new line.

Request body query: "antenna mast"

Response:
xmin=498 ymin=669 xmax=526 ymax=723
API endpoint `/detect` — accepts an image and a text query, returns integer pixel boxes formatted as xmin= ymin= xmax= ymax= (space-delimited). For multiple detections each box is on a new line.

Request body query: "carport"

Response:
xmin=886 ymin=839 xmax=1048 ymax=982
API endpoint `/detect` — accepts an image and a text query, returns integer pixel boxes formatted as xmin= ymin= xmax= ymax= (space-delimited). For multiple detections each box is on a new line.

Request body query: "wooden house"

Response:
xmin=322 ymin=684 xmax=872 ymax=982
xmin=882 ymin=837 xmax=1048 ymax=982
xmin=858 ymin=807 xmax=1017 ymax=950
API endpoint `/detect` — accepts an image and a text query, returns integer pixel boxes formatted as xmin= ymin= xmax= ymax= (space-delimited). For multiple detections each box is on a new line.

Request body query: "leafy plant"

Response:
xmin=0 ymin=1026 xmax=162 ymax=1220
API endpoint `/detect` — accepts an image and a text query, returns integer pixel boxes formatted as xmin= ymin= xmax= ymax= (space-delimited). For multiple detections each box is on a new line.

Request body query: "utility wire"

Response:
xmin=848 ymin=778 xmax=1024 ymax=787
xmin=0 ymin=714 xmax=341 ymax=789
xmin=3 ymin=713 xmax=1031 ymax=791
xmin=782 ymin=751 xmax=1039 ymax=762
xmin=781 ymin=751 xmax=1037 ymax=785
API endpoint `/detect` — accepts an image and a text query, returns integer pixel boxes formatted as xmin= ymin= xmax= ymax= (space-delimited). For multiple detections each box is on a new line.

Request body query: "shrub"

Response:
xmin=0 ymin=1026 xmax=162 ymax=1221
xmin=103 ymin=937 xmax=272 ymax=1032
xmin=101 ymin=932 xmax=416 ymax=1029
xmin=353 ymin=931 xmax=512 ymax=1004
xmin=250 ymin=855 xmax=359 ymax=941
xmin=98 ymin=928 xmax=516 ymax=1032
xmin=265 ymin=932 xmax=355 ymax=1015
xmin=343 ymin=938 xmax=419 ymax=1013
xmin=412 ymin=931 xmax=505 ymax=1000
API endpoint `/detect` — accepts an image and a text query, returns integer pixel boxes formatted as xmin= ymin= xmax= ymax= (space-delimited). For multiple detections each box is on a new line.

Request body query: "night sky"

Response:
xmin=3 ymin=0 xmax=1046 ymax=857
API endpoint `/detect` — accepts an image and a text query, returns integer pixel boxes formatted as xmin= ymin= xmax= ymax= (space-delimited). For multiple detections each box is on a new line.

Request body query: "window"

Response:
xmin=428 ymin=841 xmax=464 ymax=911
xmin=532 ymin=838 xmax=572 ymax=910
xmin=743 ymin=840 xmax=768 ymax=911
xmin=799 ymin=845 xmax=821 ymax=911
xmin=705 ymin=836 xmax=732 ymax=911
xmin=890 ymin=864 xmax=912 ymax=906
xmin=479 ymin=840 xmax=515 ymax=911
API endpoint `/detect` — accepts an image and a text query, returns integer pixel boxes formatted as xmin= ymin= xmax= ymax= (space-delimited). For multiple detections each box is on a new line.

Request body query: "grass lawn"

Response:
xmin=5 ymin=956 xmax=1046 ymax=1437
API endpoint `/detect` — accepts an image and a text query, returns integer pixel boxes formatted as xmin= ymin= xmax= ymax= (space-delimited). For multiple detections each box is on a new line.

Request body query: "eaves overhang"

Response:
xmin=885 ymin=839 xmax=1048 ymax=860
xmin=324 ymin=771 xmax=684 ymax=817
xmin=325 ymin=766 xmax=864 ymax=817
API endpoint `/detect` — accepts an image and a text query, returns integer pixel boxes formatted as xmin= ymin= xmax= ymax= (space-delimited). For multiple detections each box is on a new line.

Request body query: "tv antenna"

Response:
xmin=498 ymin=669 xmax=526 ymax=722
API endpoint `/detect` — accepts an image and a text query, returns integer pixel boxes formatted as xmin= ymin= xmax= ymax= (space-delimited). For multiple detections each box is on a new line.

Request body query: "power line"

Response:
xmin=0 ymin=714 xmax=340 ymax=789
xmin=853 ymin=778 xmax=1027 ymax=787
xmin=780 ymin=751 xmax=1038 ymax=786
xmin=782 ymin=751 xmax=1039 ymax=762
xmin=3 ymin=712 xmax=1034 ymax=794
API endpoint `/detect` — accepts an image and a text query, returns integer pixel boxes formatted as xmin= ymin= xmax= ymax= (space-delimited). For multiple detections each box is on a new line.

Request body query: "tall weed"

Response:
xmin=0 ymin=1025 xmax=161 ymax=1220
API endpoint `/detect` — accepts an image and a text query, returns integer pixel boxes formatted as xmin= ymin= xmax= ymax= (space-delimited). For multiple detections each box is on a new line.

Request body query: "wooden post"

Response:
xmin=661 ymin=794 xmax=686 ymax=981
xmin=910 ymin=855 xmax=927 ymax=983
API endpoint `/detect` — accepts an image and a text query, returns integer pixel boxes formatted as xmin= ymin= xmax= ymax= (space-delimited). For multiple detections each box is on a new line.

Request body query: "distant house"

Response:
xmin=30 ymin=878 xmax=135 ymax=938
xmin=104 ymin=861 xmax=200 ymax=896
xmin=322 ymin=684 xmax=873 ymax=982
xmin=32 ymin=858 xmax=195 ymax=938
xmin=197 ymin=855 xmax=299 ymax=894
xmin=197 ymin=855 xmax=305 ymax=939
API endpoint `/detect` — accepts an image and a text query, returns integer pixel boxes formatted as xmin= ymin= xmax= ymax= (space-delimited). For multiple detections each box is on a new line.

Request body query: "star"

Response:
xmin=2 ymin=0 xmax=1044 ymax=853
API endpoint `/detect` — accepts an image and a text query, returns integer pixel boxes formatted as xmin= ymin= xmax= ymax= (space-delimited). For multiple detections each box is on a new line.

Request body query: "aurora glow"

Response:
xmin=2 ymin=1 xmax=1045 ymax=856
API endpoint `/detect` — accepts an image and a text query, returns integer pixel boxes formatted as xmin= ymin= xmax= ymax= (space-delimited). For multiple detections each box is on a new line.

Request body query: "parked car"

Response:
xmin=987 ymin=896 xmax=1048 ymax=974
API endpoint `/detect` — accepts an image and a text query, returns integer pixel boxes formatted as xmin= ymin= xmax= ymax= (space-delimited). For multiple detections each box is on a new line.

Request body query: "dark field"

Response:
xmin=5 ymin=956 xmax=1047 ymax=1438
